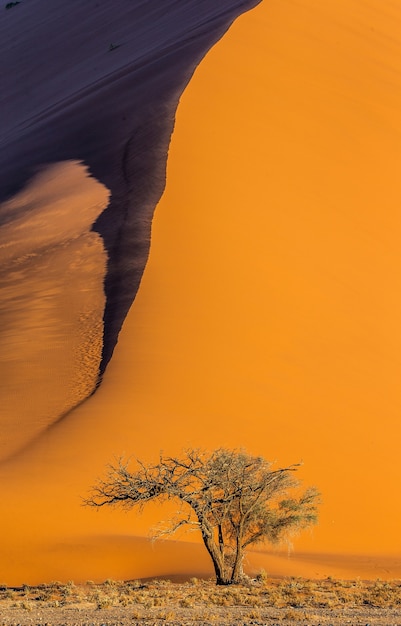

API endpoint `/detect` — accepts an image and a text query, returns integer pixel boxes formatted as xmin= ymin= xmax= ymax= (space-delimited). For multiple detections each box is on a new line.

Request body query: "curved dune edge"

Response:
xmin=0 ymin=0 xmax=261 ymax=457
xmin=1 ymin=0 xmax=401 ymax=584
xmin=0 ymin=161 xmax=109 ymax=458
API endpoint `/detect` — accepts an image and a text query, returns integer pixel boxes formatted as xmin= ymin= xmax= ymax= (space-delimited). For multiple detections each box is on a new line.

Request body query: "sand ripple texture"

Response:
xmin=0 ymin=0 xmax=261 ymax=459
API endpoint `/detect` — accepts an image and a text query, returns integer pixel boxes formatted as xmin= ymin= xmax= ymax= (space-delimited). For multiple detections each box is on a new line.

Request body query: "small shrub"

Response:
xmin=283 ymin=608 xmax=300 ymax=620
xmin=156 ymin=610 xmax=176 ymax=620
xmin=49 ymin=599 xmax=60 ymax=608
xmin=256 ymin=568 xmax=268 ymax=584
xmin=95 ymin=594 xmax=113 ymax=609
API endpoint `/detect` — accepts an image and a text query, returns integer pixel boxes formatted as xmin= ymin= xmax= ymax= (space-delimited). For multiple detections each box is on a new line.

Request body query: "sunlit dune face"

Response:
xmin=0 ymin=161 xmax=109 ymax=458
xmin=1 ymin=0 xmax=401 ymax=584
xmin=84 ymin=0 xmax=401 ymax=555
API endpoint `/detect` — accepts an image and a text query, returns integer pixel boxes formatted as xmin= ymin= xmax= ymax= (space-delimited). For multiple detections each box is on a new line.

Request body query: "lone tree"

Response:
xmin=85 ymin=448 xmax=320 ymax=585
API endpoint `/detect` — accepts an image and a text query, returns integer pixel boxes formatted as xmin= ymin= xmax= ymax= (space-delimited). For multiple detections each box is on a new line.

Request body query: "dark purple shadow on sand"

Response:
xmin=0 ymin=0 xmax=261 ymax=411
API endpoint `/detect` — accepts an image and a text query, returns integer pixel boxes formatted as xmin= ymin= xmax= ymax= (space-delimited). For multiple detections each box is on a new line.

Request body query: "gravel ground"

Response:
xmin=1 ymin=605 xmax=401 ymax=625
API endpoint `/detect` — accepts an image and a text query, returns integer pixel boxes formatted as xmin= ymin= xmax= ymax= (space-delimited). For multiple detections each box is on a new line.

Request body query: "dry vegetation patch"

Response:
xmin=0 ymin=577 xmax=401 ymax=625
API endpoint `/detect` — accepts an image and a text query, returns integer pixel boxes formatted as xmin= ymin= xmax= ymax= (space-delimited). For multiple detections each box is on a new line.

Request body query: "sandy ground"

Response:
xmin=1 ymin=0 xmax=401 ymax=586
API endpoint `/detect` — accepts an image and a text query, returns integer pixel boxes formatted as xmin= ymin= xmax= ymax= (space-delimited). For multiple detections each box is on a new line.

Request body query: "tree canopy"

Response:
xmin=85 ymin=448 xmax=320 ymax=584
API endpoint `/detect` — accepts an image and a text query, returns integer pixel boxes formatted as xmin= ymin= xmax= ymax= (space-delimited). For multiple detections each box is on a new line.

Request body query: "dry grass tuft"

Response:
xmin=0 ymin=574 xmax=400 ymax=623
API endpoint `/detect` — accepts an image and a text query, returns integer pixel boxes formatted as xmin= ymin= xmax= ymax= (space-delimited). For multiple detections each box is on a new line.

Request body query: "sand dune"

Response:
xmin=0 ymin=0 xmax=260 ymax=456
xmin=1 ymin=0 xmax=401 ymax=584
xmin=0 ymin=161 xmax=108 ymax=456
xmin=1 ymin=530 xmax=401 ymax=586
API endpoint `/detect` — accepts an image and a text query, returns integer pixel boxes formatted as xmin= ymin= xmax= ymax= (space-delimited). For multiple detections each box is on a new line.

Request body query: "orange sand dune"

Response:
xmin=0 ymin=162 xmax=109 ymax=456
xmin=1 ymin=0 xmax=401 ymax=584
xmin=2 ymin=534 xmax=401 ymax=586
xmin=0 ymin=0 xmax=260 ymax=457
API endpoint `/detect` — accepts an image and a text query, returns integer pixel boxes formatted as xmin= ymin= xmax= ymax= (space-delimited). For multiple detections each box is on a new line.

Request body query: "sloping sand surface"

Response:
xmin=0 ymin=161 xmax=109 ymax=456
xmin=0 ymin=0 xmax=260 ymax=455
xmin=1 ymin=0 xmax=401 ymax=584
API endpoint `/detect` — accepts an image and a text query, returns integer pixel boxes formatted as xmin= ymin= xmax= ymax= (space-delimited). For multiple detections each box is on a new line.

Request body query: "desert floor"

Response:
xmin=0 ymin=578 xmax=401 ymax=625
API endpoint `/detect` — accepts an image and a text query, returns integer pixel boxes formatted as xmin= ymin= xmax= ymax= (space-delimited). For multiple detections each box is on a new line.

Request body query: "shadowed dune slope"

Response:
xmin=1 ymin=0 xmax=401 ymax=584
xmin=0 ymin=0 xmax=261 ymax=456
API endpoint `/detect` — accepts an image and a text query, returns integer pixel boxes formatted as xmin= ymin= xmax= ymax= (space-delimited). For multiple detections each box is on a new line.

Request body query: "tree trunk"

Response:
xmin=200 ymin=528 xmax=230 ymax=585
xmin=231 ymin=533 xmax=244 ymax=583
xmin=218 ymin=524 xmax=225 ymax=561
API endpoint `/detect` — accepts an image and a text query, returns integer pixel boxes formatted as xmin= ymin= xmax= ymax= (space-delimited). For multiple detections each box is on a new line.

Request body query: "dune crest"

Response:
xmin=0 ymin=0 xmax=261 ymax=456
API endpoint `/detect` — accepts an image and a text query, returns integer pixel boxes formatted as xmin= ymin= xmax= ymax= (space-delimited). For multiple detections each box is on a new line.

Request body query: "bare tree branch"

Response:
xmin=84 ymin=448 xmax=320 ymax=585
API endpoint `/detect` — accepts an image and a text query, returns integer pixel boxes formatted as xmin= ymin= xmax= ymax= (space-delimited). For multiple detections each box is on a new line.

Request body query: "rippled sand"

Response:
xmin=0 ymin=162 xmax=108 ymax=456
